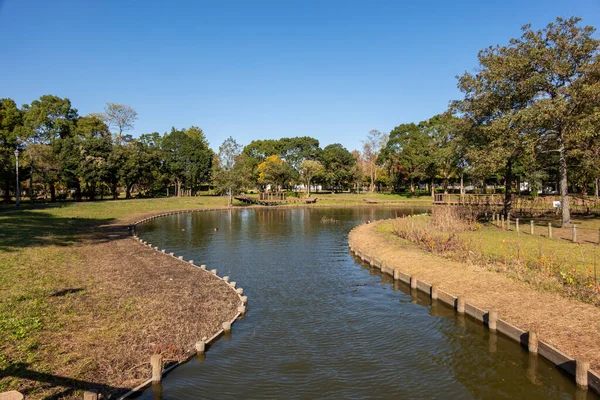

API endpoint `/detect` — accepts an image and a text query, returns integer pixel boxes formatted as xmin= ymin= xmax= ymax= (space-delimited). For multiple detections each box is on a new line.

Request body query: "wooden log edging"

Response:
xmin=117 ymin=208 xmax=247 ymax=400
xmin=348 ymin=225 xmax=600 ymax=395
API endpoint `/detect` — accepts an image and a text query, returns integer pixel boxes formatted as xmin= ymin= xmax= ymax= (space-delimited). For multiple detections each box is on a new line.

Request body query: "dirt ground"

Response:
xmin=4 ymin=214 xmax=240 ymax=399
xmin=350 ymin=220 xmax=600 ymax=371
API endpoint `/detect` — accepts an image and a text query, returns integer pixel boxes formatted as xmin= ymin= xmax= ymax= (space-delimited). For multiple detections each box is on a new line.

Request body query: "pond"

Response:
xmin=135 ymin=207 xmax=595 ymax=399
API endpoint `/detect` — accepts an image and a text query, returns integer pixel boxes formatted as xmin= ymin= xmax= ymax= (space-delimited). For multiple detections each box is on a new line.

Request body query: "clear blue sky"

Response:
xmin=1 ymin=0 xmax=599 ymax=152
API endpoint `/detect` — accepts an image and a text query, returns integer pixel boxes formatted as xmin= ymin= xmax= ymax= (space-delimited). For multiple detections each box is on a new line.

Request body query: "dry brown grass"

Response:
xmin=391 ymin=206 xmax=480 ymax=254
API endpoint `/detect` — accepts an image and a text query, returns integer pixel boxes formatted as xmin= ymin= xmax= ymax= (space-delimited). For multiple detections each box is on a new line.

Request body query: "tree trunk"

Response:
xmin=503 ymin=158 xmax=513 ymax=218
xmin=111 ymin=181 xmax=118 ymax=200
xmin=3 ymin=176 xmax=10 ymax=203
xmin=410 ymin=180 xmax=415 ymax=195
xmin=370 ymin=166 xmax=375 ymax=193
xmin=595 ymin=178 xmax=599 ymax=203
xmin=50 ymin=181 xmax=56 ymax=202
xmin=558 ymin=136 xmax=571 ymax=226
xmin=431 ymin=178 xmax=435 ymax=198
xmin=125 ymin=184 xmax=133 ymax=199
xmin=89 ymin=182 xmax=96 ymax=201
xmin=29 ymin=171 xmax=34 ymax=203
xmin=74 ymin=182 xmax=82 ymax=202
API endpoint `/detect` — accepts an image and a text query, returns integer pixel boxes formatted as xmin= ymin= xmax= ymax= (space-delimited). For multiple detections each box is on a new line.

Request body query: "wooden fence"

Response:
xmin=434 ymin=194 xmax=600 ymax=215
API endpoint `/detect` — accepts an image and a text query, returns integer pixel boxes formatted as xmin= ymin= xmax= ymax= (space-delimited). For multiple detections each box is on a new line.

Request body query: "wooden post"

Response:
xmin=431 ymin=283 xmax=438 ymax=300
xmin=238 ymin=305 xmax=247 ymax=315
xmin=236 ymin=288 xmax=244 ymax=295
xmin=501 ymin=214 xmax=505 ymax=229
xmin=528 ymin=330 xmax=538 ymax=354
xmin=576 ymin=359 xmax=589 ymax=389
xmin=393 ymin=269 xmax=401 ymax=281
xmin=410 ymin=275 xmax=418 ymax=290
xmin=488 ymin=309 xmax=498 ymax=331
xmin=222 ymin=321 xmax=231 ymax=332
xmin=195 ymin=340 xmax=205 ymax=353
xmin=84 ymin=391 xmax=99 ymax=400
xmin=151 ymin=354 xmax=163 ymax=382
xmin=572 ymin=225 xmax=577 ymax=243
xmin=456 ymin=296 xmax=465 ymax=314
xmin=516 ymin=218 xmax=519 ymax=233
xmin=241 ymin=296 xmax=248 ymax=304
xmin=548 ymin=222 xmax=552 ymax=238
xmin=507 ymin=217 xmax=511 ymax=231
xmin=530 ymin=220 xmax=534 ymax=235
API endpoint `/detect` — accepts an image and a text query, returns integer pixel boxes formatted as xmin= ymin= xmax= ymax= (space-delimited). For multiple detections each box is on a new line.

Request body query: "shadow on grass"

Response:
xmin=0 ymin=209 xmax=125 ymax=252
xmin=0 ymin=362 xmax=129 ymax=399
xmin=50 ymin=288 xmax=85 ymax=297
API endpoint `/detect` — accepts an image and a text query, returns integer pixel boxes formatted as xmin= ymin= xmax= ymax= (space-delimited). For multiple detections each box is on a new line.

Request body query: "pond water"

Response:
xmin=136 ymin=207 xmax=595 ymax=399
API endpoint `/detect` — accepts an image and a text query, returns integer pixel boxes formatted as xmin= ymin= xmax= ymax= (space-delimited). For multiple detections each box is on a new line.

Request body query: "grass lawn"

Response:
xmin=461 ymin=222 xmax=600 ymax=277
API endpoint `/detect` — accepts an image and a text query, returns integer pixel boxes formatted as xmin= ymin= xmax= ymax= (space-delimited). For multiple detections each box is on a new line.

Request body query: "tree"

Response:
xmin=23 ymin=95 xmax=77 ymax=144
xmin=299 ymin=159 xmax=324 ymax=196
xmin=96 ymin=103 xmax=138 ymax=144
xmin=518 ymin=17 xmax=600 ymax=225
xmin=136 ymin=133 xmax=166 ymax=196
xmin=380 ymin=123 xmax=432 ymax=194
xmin=455 ymin=17 xmax=600 ymax=224
xmin=163 ymin=127 xmax=213 ymax=196
xmin=212 ymin=137 xmax=247 ymax=206
xmin=242 ymin=136 xmax=321 ymax=184
xmin=256 ymin=155 xmax=294 ymax=190
xmin=361 ymin=129 xmax=388 ymax=192
xmin=23 ymin=95 xmax=78 ymax=201
xmin=319 ymin=144 xmax=356 ymax=192
xmin=279 ymin=136 xmax=321 ymax=171
xmin=0 ymin=98 xmax=24 ymax=202
xmin=420 ymin=114 xmax=466 ymax=194
xmin=74 ymin=116 xmax=112 ymax=200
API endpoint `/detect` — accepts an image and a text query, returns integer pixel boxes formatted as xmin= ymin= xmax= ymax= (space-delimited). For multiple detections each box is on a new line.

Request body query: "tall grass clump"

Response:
xmin=392 ymin=206 xmax=480 ymax=254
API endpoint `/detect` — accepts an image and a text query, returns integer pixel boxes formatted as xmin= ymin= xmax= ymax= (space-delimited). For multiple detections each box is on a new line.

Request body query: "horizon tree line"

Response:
xmin=1 ymin=17 xmax=599 ymax=226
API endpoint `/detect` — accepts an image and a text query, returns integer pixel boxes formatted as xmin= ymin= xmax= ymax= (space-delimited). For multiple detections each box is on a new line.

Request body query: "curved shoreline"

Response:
xmin=117 ymin=208 xmax=247 ymax=399
xmin=349 ymin=219 xmax=600 ymax=395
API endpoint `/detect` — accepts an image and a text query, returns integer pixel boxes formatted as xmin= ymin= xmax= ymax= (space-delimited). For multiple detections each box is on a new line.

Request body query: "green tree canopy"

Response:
xmin=319 ymin=143 xmax=356 ymax=192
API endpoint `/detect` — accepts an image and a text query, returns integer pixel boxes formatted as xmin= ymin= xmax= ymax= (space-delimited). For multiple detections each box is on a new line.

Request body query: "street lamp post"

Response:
xmin=14 ymin=149 xmax=20 ymax=208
